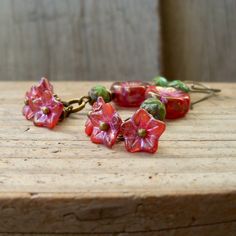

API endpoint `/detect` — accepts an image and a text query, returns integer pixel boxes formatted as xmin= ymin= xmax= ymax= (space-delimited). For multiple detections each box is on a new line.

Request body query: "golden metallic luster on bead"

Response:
xmin=99 ymin=122 xmax=110 ymax=131
xmin=137 ymin=128 xmax=147 ymax=138
xmin=24 ymin=99 xmax=29 ymax=105
xmin=41 ymin=106 xmax=50 ymax=114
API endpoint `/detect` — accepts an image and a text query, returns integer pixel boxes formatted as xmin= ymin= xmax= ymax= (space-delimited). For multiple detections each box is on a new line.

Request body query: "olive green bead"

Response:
xmin=141 ymin=98 xmax=166 ymax=121
xmin=168 ymin=80 xmax=190 ymax=93
xmin=88 ymin=85 xmax=111 ymax=105
xmin=153 ymin=76 xmax=168 ymax=87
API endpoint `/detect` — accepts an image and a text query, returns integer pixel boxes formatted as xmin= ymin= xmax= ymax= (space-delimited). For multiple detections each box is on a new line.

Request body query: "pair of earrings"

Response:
xmin=23 ymin=77 xmax=220 ymax=153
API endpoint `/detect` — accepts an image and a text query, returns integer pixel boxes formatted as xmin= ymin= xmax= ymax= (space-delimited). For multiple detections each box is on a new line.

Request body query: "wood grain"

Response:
xmin=1 ymin=0 xmax=236 ymax=83
xmin=0 ymin=81 xmax=235 ymax=234
xmin=161 ymin=0 xmax=236 ymax=82
xmin=0 ymin=0 xmax=160 ymax=82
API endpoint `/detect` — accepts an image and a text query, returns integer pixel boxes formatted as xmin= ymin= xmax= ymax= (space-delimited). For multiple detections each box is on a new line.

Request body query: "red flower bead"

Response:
xmin=146 ymin=86 xmax=190 ymax=119
xmin=23 ymin=77 xmax=53 ymax=120
xmin=86 ymin=97 xmax=122 ymax=148
xmin=121 ymin=108 xmax=166 ymax=153
xmin=30 ymin=90 xmax=64 ymax=129
xmin=111 ymin=81 xmax=149 ymax=107
xmin=85 ymin=97 xmax=106 ymax=136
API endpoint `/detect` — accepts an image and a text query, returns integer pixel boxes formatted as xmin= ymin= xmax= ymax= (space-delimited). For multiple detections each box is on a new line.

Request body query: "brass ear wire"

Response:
xmin=184 ymin=81 xmax=221 ymax=109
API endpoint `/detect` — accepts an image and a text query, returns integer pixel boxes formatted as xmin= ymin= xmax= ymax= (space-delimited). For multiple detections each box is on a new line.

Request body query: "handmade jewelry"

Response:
xmin=23 ymin=77 xmax=220 ymax=153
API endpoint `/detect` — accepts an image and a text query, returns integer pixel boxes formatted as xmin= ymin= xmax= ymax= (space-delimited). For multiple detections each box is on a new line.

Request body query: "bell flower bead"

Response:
xmin=32 ymin=90 xmax=64 ymax=129
xmin=23 ymin=77 xmax=54 ymax=120
xmin=121 ymin=108 xmax=166 ymax=153
xmin=86 ymin=97 xmax=122 ymax=148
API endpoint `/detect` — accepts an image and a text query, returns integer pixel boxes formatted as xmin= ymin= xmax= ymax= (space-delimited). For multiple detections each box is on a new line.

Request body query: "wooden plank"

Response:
xmin=0 ymin=141 xmax=235 ymax=159
xmin=161 ymin=0 xmax=236 ymax=82
xmin=0 ymin=0 xmax=160 ymax=81
xmin=0 ymin=81 xmax=235 ymax=234
xmin=0 ymin=192 xmax=235 ymax=234
xmin=1 ymin=220 xmax=236 ymax=236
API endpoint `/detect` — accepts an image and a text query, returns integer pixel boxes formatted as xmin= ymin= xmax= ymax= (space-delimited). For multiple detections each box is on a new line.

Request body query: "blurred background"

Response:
xmin=0 ymin=0 xmax=235 ymax=82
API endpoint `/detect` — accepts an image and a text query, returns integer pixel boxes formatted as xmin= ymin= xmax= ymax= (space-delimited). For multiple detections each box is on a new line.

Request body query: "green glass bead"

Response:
xmin=88 ymin=85 xmax=111 ymax=104
xmin=153 ymin=76 xmax=168 ymax=87
xmin=140 ymin=98 xmax=166 ymax=121
xmin=168 ymin=80 xmax=190 ymax=93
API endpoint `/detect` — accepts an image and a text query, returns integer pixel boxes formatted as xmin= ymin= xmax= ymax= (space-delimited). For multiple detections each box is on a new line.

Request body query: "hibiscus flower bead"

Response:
xmin=121 ymin=108 xmax=166 ymax=153
xmin=145 ymin=86 xmax=190 ymax=119
xmin=110 ymin=81 xmax=149 ymax=107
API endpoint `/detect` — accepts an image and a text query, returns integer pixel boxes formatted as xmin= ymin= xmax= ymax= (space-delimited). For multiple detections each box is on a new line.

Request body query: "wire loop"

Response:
xmin=184 ymin=81 xmax=221 ymax=109
xmin=54 ymin=95 xmax=91 ymax=120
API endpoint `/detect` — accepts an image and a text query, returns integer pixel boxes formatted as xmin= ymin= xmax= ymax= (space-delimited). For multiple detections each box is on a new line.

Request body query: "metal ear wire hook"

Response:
xmin=184 ymin=81 xmax=221 ymax=109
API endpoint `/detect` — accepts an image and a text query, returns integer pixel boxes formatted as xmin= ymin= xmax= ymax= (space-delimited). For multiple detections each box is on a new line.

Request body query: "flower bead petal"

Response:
xmin=22 ymin=105 xmax=34 ymax=120
xmin=125 ymin=136 xmax=142 ymax=153
xmin=38 ymin=77 xmax=54 ymax=93
xmin=104 ymin=128 xmax=119 ymax=147
xmin=146 ymin=118 xmax=166 ymax=138
xmin=102 ymin=103 xmax=116 ymax=122
xmin=140 ymin=136 xmax=159 ymax=153
xmin=90 ymin=127 xmax=106 ymax=144
xmin=121 ymin=119 xmax=137 ymax=138
xmin=92 ymin=96 xmax=105 ymax=112
xmin=33 ymin=112 xmax=48 ymax=127
xmin=132 ymin=108 xmax=153 ymax=129
xmin=85 ymin=119 xmax=94 ymax=136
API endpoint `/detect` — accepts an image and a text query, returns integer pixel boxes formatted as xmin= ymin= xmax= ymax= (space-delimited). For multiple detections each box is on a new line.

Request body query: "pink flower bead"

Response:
xmin=85 ymin=97 xmax=122 ymax=148
xmin=121 ymin=108 xmax=166 ymax=153
xmin=23 ymin=77 xmax=54 ymax=120
xmin=31 ymin=90 xmax=64 ymax=129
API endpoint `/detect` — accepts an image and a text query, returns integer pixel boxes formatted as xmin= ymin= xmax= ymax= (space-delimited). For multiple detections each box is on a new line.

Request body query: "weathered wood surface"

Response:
xmin=1 ymin=0 xmax=236 ymax=83
xmin=0 ymin=0 xmax=160 ymax=82
xmin=161 ymin=0 xmax=236 ymax=82
xmin=0 ymin=81 xmax=235 ymax=235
